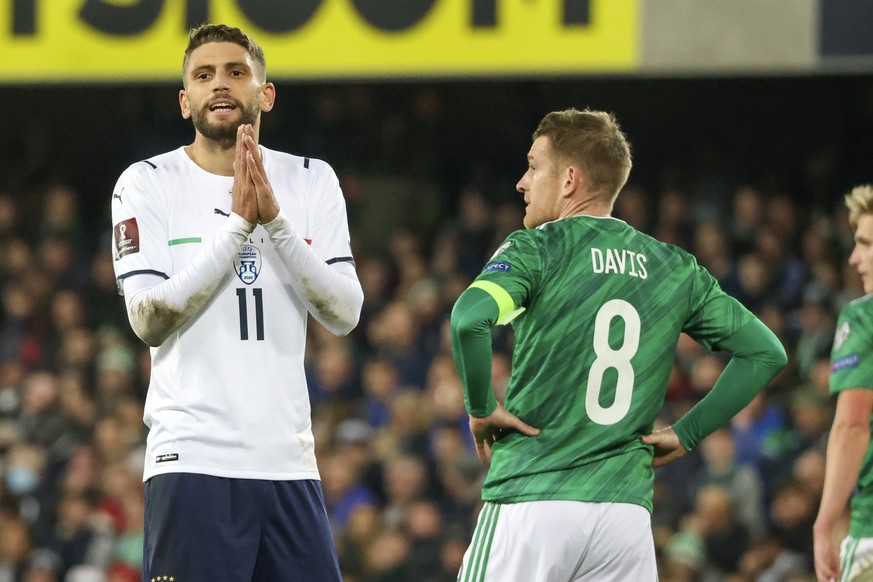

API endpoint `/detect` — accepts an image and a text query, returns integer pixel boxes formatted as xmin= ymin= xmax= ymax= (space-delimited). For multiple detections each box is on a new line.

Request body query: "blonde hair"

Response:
xmin=532 ymin=108 xmax=632 ymax=199
xmin=845 ymin=184 xmax=873 ymax=229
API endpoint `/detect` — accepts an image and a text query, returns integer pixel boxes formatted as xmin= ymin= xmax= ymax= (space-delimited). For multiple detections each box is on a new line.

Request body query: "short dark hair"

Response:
xmin=533 ymin=108 xmax=632 ymax=199
xmin=182 ymin=24 xmax=266 ymax=84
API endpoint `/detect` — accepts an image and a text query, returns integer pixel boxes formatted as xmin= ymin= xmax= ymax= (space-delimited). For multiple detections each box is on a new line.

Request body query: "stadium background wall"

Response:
xmin=0 ymin=0 xmax=870 ymax=243
xmin=0 ymin=1 xmax=873 ymax=579
xmin=2 ymin=0 xmax=872 ymax=82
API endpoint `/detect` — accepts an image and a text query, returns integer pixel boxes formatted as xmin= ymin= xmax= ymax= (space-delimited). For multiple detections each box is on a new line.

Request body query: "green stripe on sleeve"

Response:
xmin=468 ymin=281 xmax=525 ymax=325
xmin=168 ymin=237 xmax=202 ymax=246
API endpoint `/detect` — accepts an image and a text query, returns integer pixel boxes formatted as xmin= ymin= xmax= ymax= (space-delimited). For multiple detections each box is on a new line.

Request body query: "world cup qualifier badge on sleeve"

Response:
xmin=234 ymin=244 xmax=262 ymax=285
xmin=113 ymin=218 xmax=140 ymax=260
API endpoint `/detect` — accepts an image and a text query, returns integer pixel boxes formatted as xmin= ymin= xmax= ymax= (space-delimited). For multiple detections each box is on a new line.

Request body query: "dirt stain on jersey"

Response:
xmin=133 ymin=289 xmax=212 ymax=347
xmin=301 ymin=277 xmax=341 ymax=328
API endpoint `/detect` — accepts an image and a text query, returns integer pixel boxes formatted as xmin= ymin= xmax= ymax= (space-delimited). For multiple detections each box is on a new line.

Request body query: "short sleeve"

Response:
xmin=830 ymin=304 xmax=873 ymax=394
xmin=110 ymin=163 xmax=172 ymax=293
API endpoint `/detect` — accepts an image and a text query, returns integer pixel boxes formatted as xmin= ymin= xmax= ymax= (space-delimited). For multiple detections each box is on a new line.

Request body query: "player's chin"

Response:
xmin=198 ymin=120 xmax=243 ymax=143
xmin=522 ymin=213 xmax=541 ymax=230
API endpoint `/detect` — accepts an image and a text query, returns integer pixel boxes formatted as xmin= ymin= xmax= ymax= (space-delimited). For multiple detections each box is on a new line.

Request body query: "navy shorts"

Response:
xmin=143 ymin=474 xmax=341 ymax=582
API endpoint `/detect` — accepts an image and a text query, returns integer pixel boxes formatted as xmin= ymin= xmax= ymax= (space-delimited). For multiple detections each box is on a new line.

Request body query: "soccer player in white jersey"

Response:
xmin=110 ymin=24 xmax=363 ymax=581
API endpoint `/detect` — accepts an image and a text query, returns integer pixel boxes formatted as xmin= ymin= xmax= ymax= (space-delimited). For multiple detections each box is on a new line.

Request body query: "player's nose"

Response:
xmin=211 ymin=72 xmax=231 ymax=91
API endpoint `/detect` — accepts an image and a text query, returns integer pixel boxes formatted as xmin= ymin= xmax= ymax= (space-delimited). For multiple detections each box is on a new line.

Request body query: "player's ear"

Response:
xmin=260 ymin=82 xmax=276 ymax=113
xmin=563 ymin=164 xmax=582 ymax=197
xmin=179 ymin=89 xmax=192 ymax=120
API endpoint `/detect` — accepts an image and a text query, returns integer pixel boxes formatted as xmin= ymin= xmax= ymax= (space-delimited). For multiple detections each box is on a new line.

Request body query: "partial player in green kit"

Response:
xmin=814 ymin=185 xmax=873 ymax=582
xmin=450 ymin=108 xmax=787 ymax=581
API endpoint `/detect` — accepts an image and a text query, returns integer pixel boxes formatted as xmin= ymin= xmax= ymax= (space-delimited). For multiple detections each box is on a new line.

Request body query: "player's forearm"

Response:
xmin=124 ymin=213 xmax=254 ymax=347
xmin=673 ymin=318 xmax=787 ymax=450
xmin=261 ymin=211 xmax=363 ymax=336
xmin=450 ymin=287 xmax=499 ymax=417
xmin=816 ymin=421 xmax=869 ymax=530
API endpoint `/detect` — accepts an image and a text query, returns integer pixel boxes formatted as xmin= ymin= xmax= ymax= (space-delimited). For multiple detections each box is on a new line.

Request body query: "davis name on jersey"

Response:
xmin=590 ymin=247 xmax=648 ymax=279
xmin=473 ymin=215 xmax=752 ymax=511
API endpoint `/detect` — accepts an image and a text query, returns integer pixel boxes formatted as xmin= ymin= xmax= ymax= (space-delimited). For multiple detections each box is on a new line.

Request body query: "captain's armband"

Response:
xmin=468 ymin=281 xmax=525 ymax=325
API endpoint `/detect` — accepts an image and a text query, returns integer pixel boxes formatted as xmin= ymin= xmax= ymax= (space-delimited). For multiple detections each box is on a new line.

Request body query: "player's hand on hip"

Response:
xmin=242 ymin=125 xmax=280 ymax=224
xmin=813 ymin=521 xmax=841 ymax=582
xmin=231 ymin=124 xmax=258 ymax=226
xmin=640 ymin=426 xmax=687 ymax=469
xmin=469 ymin=404 xmax=540 ymax=464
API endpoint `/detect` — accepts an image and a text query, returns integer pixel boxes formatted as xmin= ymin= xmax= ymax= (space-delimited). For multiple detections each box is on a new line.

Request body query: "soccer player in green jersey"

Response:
xmin=814 ymin=185 xmax=873 ymax=582
xmin=450 ymin=108 xmax=787 ymax=581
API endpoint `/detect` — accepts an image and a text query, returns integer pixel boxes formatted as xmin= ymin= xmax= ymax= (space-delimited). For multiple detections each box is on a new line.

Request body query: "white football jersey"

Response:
xmin=111 ymin=146 xmax=356 ymax=481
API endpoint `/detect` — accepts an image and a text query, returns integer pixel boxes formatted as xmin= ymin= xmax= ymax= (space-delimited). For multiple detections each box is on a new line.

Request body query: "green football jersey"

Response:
xmin=472 ymin=215 xmax=753 ymax=511
xmin=829 ymin=294 xmax=873 ymax=538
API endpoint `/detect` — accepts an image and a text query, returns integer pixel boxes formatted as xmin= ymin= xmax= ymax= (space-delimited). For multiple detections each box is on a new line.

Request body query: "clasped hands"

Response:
xmin=231 ymin=124 xmax=279 ymax=226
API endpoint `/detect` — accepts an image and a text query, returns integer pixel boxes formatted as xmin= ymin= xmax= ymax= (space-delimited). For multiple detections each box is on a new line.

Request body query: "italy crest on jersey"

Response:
xmin=234 ymin=244 xmax=261 ymax=285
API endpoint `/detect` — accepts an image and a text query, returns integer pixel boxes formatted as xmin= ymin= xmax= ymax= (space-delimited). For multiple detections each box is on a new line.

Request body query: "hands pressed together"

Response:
xmin=231 ymin=124 xmax=279 ymax=226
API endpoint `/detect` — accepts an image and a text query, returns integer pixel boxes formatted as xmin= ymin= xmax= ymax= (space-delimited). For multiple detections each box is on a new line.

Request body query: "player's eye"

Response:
xmin=196 ymin=72 xmax=211 ymax=80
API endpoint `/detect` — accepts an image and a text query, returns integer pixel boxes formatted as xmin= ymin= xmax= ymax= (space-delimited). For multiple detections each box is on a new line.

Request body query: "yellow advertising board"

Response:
xmin=2 ymin=0 xmax=639 ymax=82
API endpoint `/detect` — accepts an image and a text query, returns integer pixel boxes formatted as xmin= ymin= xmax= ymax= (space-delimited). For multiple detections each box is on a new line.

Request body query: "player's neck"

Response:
xmin=561 ymin=197 xmax=612 ymax=219
xmin=185 ymin=134 xmax=238 ymax=177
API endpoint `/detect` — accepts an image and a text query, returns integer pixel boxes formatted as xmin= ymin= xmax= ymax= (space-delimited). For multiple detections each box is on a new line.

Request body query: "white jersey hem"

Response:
xmin=144 ymin=464 xmax=321 ymax=483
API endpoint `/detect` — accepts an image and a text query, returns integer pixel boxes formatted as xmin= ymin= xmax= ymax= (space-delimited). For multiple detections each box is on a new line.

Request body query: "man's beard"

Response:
xmin=191 ymin=98 xmax=260 ymax=148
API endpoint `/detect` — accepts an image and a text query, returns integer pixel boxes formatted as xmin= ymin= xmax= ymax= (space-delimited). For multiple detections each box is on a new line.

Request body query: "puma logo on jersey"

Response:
xmin=112 ymin=188 xmax=124 ymax=203
xmin=214 ymin=208 xmax=230 ymax=217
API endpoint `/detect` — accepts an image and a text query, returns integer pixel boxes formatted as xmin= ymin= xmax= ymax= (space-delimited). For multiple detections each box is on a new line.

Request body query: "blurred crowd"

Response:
xmin=0 ymin=84 xmax=869 ymax=582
